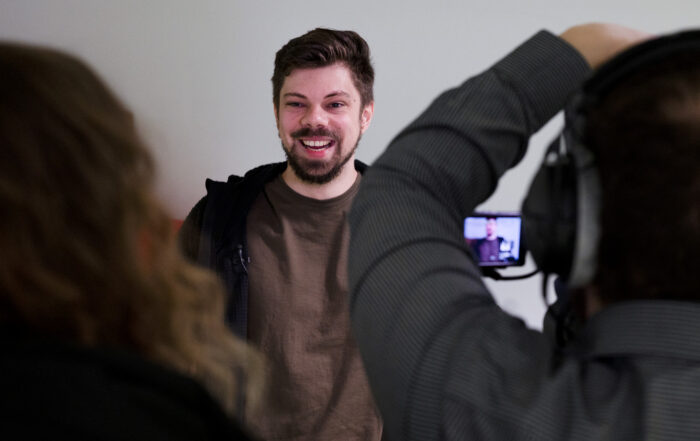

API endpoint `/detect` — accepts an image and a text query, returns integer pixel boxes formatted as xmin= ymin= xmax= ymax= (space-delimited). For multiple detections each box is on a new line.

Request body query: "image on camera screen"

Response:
xmin=464 ymin=213 xmax=525 ymax=267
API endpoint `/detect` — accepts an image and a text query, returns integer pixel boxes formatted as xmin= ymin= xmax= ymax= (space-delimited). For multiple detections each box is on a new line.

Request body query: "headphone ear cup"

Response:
xmin=522 ymin=138 xmax=578 ymax=279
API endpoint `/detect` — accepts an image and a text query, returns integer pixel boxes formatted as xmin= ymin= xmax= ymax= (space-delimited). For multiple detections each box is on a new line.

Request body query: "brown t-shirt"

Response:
xmin=246 ymin=174 xmax=381 ymax=441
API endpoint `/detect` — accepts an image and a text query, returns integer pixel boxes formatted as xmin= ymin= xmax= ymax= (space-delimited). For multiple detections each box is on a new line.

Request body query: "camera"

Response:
xmin=464 ymin=211 xmax=526 ymax=267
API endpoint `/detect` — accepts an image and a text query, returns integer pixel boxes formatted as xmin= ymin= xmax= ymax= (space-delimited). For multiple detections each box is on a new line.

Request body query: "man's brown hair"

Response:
xmin=586 ymin=51 xmax=700 ymax=304
xmin=272 ymin=28 xmax=374 ymax=110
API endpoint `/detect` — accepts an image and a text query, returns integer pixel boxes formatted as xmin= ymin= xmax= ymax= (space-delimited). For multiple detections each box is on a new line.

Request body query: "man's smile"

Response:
xmin=297 ymin=136 xmax=336 ymax=153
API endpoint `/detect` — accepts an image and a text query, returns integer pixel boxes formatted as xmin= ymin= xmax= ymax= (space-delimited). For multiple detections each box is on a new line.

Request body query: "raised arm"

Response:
xmin=348 ymin=25 xmax=646 ymax=441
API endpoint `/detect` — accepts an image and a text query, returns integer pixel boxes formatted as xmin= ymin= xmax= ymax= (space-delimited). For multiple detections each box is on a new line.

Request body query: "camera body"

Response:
xmin=464 ymin=211 xmax=526 ymax=268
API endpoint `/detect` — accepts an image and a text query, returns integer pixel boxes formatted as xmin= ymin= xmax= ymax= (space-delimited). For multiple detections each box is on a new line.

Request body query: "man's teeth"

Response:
xmin=302 ymin=140 xmax=331 ymax=149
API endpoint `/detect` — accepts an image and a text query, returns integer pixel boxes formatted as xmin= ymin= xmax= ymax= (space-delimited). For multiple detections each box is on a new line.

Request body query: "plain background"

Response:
xmin=2 ymin=0 xmax=698 ymax=328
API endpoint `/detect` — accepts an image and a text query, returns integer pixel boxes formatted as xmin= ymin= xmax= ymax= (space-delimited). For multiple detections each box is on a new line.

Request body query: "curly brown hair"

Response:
xmin=0 ymin=42 xmax=263 ymax=415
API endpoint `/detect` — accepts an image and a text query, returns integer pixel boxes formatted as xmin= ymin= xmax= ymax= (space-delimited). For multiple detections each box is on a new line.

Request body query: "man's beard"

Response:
xmin=282 ymin=128 xmax=360 ymax=185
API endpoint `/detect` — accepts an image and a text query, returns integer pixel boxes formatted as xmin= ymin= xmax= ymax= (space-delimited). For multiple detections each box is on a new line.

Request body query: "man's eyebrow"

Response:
xmin=282 ymin=91 xmax=352 ymax=100
xmin=325 ymin=91 xmax=351 ymax=99
xmin=283 ymin=92 xmax=307 ymax=99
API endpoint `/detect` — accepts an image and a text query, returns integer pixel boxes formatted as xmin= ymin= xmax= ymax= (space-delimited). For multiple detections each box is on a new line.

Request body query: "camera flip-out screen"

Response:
xmin=464 ymin=212 xmax=526 ymax=267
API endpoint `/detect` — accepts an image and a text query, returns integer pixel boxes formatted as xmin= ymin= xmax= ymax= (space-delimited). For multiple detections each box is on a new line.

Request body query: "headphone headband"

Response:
xmin=579 ymin=29 xmax=700 ymax=118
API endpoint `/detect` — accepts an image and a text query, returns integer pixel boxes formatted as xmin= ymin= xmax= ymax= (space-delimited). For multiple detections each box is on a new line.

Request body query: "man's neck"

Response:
xmin=281 ymin=160 xmax=358 ymax=200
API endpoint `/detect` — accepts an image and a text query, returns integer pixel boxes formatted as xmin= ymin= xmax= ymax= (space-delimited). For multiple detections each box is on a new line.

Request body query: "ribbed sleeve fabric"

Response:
xmin=349 ymin=31 xmax=590 ymax=441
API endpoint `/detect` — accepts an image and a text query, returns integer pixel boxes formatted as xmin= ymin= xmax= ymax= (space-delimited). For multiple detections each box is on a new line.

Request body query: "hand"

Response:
xmin=560 ymin=23 xmax=653 ymax=69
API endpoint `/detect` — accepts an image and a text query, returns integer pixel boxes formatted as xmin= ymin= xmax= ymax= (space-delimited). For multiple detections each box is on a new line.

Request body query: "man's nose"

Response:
xmin=301 ymin=105 xmax=328 ymax=127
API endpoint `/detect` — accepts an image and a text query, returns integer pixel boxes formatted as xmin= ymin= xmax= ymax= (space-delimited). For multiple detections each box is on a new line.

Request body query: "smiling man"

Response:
xmin=180 ymin=29 xmax=380 ymax=441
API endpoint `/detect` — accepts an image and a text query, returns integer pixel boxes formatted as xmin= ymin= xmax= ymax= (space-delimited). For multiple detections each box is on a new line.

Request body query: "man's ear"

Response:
xmin=360 ymin=101 xmax=374 ymax=134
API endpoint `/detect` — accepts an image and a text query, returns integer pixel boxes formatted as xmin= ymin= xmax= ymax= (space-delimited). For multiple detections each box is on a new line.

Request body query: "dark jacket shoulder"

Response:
xmin=179 ymin=162 xmax=287 ymax=260
xmin=0 ymin=333 xmax=253 ymax=440
xmin=179 ymin=160 xmax=367 ymax=261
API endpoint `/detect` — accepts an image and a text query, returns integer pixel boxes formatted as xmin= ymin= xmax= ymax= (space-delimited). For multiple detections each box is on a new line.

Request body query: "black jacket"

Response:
xmin=1 ymin=332 xmax=251 ymax=440
xmin=180 ymin=160 xmax=368 ymax=338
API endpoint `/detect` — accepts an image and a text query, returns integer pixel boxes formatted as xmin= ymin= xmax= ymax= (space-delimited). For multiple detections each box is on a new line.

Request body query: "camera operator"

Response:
xmin=348 ymin=23 xmax=700 ymax=440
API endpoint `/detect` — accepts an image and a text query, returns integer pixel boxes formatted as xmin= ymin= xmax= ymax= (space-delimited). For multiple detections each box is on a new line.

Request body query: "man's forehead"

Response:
xmin=280 ymin=63 xmax=359 ymax=98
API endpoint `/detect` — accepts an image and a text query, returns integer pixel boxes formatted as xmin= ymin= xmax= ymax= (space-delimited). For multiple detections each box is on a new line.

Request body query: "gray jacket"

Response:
xmin=349 ymin=30 xmax=700 ymax=440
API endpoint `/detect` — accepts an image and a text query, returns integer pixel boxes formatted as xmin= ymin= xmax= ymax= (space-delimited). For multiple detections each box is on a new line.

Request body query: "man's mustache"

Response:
xmin=291 ymin=127 xmax=339 ymax=140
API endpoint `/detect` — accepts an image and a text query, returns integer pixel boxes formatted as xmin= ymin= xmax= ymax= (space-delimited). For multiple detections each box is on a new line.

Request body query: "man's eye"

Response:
xmin=286 ymin=102 xmax=303 ymax=107
xmin=329 ymin=102 xmax=345 ymax=108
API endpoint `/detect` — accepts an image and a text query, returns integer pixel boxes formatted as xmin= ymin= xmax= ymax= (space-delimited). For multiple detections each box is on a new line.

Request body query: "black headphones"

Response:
xmin=522 ymin=29 xmax=700 ymax=289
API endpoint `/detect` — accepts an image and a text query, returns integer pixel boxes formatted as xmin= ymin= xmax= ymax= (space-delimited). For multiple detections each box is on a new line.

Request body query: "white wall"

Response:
xmin=1 ymin=0 xmax=697 ymax=328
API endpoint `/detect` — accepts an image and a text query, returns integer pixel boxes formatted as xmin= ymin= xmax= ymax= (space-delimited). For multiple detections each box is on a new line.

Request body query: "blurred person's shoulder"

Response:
xmin=0 ymin=329 xmax=254 ymax=441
